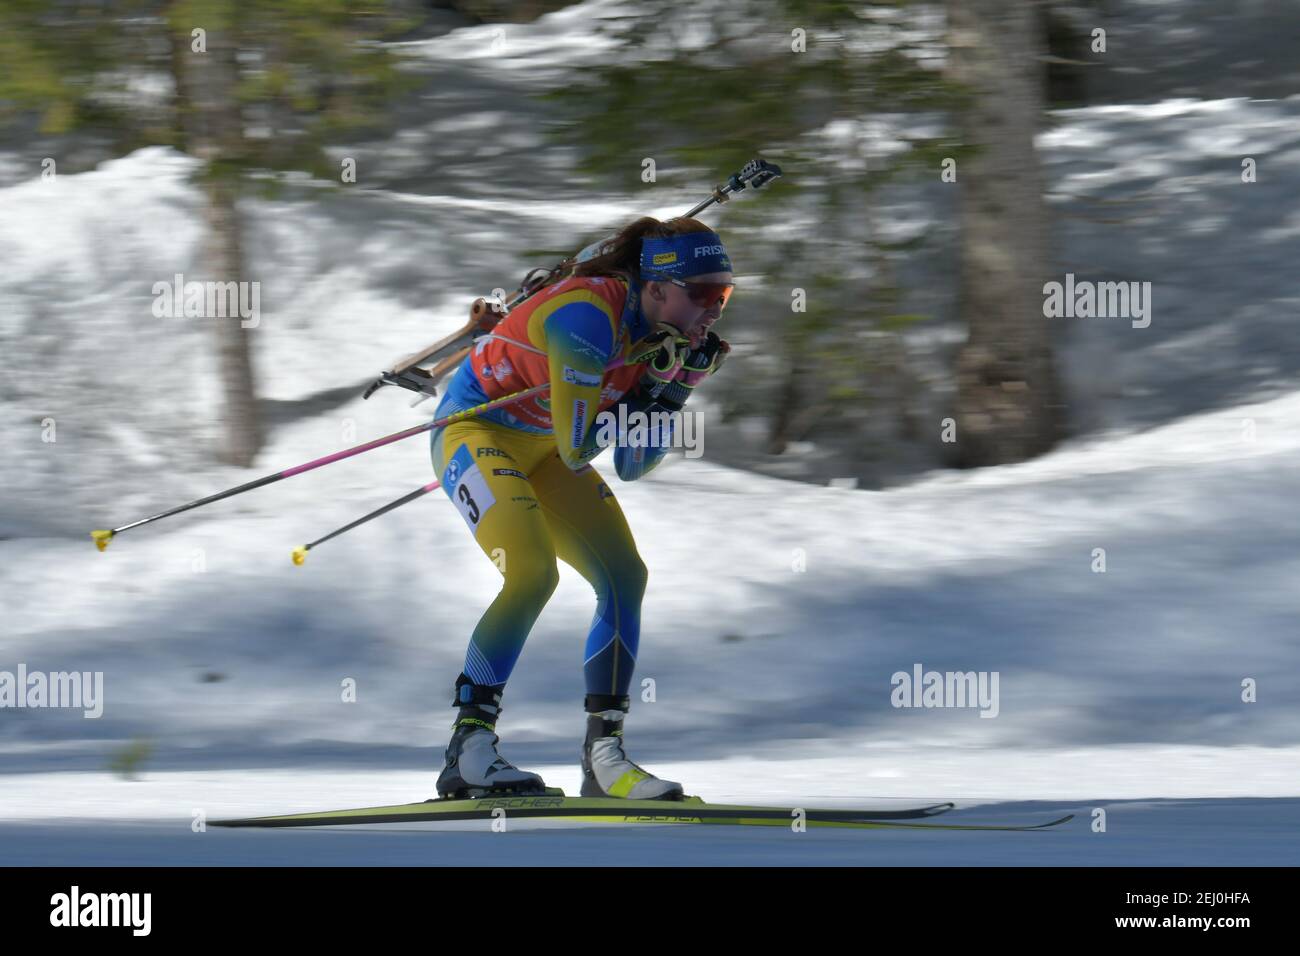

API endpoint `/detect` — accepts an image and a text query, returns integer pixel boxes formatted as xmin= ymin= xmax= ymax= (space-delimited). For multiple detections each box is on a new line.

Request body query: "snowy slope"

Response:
xmin=2 ymin=339 xmax=1297 ymax=791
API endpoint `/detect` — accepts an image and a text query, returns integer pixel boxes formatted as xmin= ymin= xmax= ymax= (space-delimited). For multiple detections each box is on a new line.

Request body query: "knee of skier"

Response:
xmin=625 ymin=555 xmax=649 ymax=601
xmin=502 ymin=555 xmax=561 ymax=609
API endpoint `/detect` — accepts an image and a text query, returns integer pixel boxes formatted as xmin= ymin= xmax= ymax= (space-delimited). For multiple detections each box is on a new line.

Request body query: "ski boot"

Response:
xmin=435 ymin=674 xmax=548 ymax=800
xmin=580 ymin=693 xmax=684 ymax=800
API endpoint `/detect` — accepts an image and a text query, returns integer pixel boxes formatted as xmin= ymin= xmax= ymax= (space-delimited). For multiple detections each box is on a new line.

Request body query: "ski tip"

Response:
xmin=291 ymin=546 xmax=308 ymax=566
xmin=90 ymin=529 xmax=114 ymax=553
xmin=1013 ymin=813 xmax=1075 ymax=830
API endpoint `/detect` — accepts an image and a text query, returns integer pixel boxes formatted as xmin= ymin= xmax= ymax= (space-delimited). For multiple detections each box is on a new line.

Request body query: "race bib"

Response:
xmin=442 ymin=443 xmax=496 ymax=536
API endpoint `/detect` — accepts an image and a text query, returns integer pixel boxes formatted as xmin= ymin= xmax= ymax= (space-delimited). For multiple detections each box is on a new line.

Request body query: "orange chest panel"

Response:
xmin=467 ymin=277 xmax=646 ymax=431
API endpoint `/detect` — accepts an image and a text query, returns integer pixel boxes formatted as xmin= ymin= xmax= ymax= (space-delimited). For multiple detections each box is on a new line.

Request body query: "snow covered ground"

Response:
xmin=3 ymin=372 xmax=1298 ymax=769
xmin=2 ymin=0 xmax=1299 ymax=864
xmin=2 ymin=355 xmax=1296 ymax=861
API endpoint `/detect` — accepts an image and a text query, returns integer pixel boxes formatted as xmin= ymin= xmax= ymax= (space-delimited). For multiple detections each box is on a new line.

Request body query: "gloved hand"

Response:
xmin=624 ymin=323 xmax=688 ymax=409
xmin=629 ymin=322 xmax=691 ymax=371
xmin=642 ymin=331 xmax=690 ymax=391
xmin=676 ymin=331 xmax=730 ymax=387
xmin=639 ymin=330 xmax=730 ymax=414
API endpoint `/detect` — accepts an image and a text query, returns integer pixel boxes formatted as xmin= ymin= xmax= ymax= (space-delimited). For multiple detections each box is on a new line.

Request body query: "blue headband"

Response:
xmin=639 ymin=232 xmax=732 ymax=280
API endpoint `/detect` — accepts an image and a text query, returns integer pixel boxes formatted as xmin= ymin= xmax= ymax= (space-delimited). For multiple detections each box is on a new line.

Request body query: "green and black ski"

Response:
xmin=212 ymin=791 xmax=1073 ymax=831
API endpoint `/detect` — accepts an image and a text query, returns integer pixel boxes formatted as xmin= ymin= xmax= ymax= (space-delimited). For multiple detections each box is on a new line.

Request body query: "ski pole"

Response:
xmin=683 ymin=158 xmax=783 ymax=219
xmin=90 ymin=381 xmax=549 ymax=552
xmin=290 ymin=480 xmax=441 ymax=566
xmin=92 ymin=347 xmax=643 ymax=551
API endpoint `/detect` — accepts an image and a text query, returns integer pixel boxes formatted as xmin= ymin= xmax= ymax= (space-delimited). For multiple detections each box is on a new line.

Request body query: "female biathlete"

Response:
xmin=429 ymin=216 xmax=733 ymax=800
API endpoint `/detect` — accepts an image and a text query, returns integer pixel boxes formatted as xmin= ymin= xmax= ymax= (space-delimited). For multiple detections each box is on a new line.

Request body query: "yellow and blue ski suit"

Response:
xmin=430 ymin=274 xmax=673 ymax=699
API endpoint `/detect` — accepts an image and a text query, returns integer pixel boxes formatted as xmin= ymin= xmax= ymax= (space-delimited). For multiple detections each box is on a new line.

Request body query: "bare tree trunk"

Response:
xmin=767 ymin=347 xmax=802 ymax=455
xmin=203 ymin=175 xmax=261 ymax=466
xmin=946 ymin=0 xmax=1063 ymax=466
xmin=165 ymin=7 xmax=191 ymax=153
xmin=177 ymin=16 xmax=262 ymax=466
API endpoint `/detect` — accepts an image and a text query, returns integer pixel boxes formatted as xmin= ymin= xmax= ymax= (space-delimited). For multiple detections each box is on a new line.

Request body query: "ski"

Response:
xmin=210 ymin=792 xmax=1068 ymax=831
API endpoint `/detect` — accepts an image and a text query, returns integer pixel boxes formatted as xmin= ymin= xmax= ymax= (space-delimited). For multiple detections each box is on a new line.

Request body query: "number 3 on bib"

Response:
xmin=442 ymin=444 xmax=496 ymax=536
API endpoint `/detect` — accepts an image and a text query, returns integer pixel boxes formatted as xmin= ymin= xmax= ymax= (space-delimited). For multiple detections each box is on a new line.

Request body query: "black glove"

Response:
xmin=652 ymin=331 xmax=730 ymax=413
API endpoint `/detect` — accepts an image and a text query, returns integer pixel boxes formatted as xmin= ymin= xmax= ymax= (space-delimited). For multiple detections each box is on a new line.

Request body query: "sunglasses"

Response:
xmin=644 ymin=271 xmax=735 ymax=310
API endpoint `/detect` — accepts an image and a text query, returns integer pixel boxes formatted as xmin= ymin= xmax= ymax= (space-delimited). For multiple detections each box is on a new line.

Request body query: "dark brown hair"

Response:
xmin=571 ymin=216 xmax=717 ymax=283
